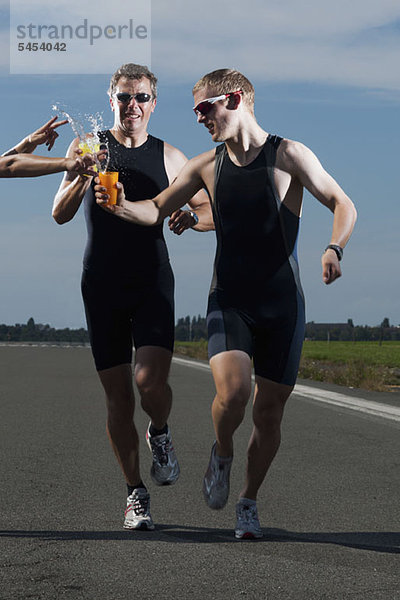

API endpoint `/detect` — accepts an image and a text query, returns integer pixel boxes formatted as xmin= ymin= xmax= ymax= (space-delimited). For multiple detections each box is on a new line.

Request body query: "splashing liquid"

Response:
xmin=52 ymin=103 xmax=110 ymax=172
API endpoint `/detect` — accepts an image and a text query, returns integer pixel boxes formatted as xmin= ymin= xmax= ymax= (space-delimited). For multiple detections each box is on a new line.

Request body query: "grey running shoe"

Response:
xmin=203 ymin=441 xmax=233 ymax=510
xmin=146 ymin=423 xmax=180 ymax=486
xmin=123 ymin=488 xmax=154 ymax=530
xmin=235 ymin=499 xmax=263 ymax=539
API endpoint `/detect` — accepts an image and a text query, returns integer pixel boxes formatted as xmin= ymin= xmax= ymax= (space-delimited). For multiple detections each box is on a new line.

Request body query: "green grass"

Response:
xmin=174 ymin=340 xmax=400 ymax=392
xmin=299 ymin=341 xmax=400 ymax=391
xmin=174 ymin=340 xmax=208 ymax=360
xmin=301 ymin=341 xmax=400 ymax=367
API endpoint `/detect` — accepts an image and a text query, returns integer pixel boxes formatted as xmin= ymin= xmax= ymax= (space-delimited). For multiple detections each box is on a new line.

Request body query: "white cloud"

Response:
xmin=151 ymin=0 xmax=400 ymax=91
xmin=8 ymin=0 xmax=151 ymax=74
xmin=1 ymin=1 xmax=399 ymax=88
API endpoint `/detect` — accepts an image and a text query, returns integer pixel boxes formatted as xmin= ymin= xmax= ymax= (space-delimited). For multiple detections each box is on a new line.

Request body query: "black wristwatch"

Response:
xmin=324 ymin=244 xmax=343 ymax=261
xmin=188 ymin=210 xmax=199 ymax=227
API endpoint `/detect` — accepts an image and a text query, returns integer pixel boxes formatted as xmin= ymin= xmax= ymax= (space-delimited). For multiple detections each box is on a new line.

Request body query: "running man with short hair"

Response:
xmin=53 ymin=63 xmax=212 ymax=531
xmin=95 ymin=68 xmax=356 ymax=538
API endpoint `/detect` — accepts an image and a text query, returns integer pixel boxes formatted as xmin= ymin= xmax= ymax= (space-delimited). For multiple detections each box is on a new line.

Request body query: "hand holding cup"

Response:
xmin=94 ymin=175 xmax=125 ymax=212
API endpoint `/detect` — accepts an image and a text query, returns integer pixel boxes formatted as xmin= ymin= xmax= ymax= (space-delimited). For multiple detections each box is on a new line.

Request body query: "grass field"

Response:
xmin=174 ymin=340 xmax=400 ymax=392
xmin=301 ymin=341 xmax=400 ymax=367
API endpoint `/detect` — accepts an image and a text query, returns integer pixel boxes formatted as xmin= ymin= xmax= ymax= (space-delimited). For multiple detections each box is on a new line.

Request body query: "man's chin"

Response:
xmin=122 ymin=121 xmax=143 ymax=135
xmin=211 ymin=132 xmax=223 ymax=142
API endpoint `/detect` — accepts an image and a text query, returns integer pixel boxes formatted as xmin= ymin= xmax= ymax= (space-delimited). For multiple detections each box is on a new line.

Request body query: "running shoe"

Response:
xmin=123 ymin=488 xmax=154 ymax=530
xmin=234 ymin=499 xmax=263 ymax=539
xmin=146 ymin=423 xmax=180 ymax=486
xmin=202 ymin=441 xmax=233 ymax=510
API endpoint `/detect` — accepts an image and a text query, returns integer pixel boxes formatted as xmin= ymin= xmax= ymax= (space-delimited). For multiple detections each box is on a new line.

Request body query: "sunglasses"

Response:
xmin=114 ymin=92 xmax=153 ymax=104
xmin=193 ymin=90 xmax=242 ymax=116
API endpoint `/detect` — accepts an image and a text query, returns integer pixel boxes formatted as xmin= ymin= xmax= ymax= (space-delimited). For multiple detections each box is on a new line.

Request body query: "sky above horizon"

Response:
xmin=0 ymin=0 xmax=399 ymax=329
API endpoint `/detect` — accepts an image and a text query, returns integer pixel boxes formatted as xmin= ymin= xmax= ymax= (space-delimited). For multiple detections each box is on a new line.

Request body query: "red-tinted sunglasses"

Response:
xmin=193 ymin=90 xmax=242 ymax=116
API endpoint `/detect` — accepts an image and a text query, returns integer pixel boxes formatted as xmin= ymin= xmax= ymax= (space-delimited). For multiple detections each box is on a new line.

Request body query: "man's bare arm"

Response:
xmin=0 ymin=152 xmax=98 ymax=179
xmin=282 ymin=140 xmax=357 ymax=284
xmin=2 ymin=116 xmax=69 ymax=156
xmin=164 ymin=143 xmax=214 ymax=234
xmin=52 ymin=138 xmax=105 ymax=224
xmin=95 ymin=154 xmax=206 ymax=226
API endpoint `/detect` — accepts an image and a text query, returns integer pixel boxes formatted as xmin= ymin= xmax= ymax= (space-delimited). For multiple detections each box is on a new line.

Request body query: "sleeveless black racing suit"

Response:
xmin=81 ymin=131 xmax=174 ymax=371
xmin=207 ymin=135 xmax=305 ymax=385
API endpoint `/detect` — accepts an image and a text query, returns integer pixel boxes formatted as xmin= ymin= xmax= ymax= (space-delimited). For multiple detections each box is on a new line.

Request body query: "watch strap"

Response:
xmin=188 ymin=210 xmax=199 ymax=227
xmin=324 ymin=244 xmax=343 ymax=261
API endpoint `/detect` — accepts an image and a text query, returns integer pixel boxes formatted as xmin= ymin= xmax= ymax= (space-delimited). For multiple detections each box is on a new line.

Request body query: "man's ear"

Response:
xmin=230 ymin=92 xmax=242 ymax=110
xmin=109 ymin=96 xmax=115 ymax=112
xmin=151 ymin=98 xmax=157 ymax=113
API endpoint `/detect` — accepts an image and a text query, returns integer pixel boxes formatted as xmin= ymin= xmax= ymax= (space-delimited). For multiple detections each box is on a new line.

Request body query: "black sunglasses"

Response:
xmin=114 ymin=92 xmax=152 ymax=104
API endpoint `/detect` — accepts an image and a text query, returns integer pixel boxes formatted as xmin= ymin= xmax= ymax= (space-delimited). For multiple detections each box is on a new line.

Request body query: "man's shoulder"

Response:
xmin=192 ymin=148 xmax=216 ymax=165
xmin=275 ymin=137 xmax=310 ymax=164
xmin=163 ymin=140 xmax=185 ymax=160
xmin=162 ymin=142 xmax=216 ymax=182
xmin=162 ymin=142 xmax=187 ymax=180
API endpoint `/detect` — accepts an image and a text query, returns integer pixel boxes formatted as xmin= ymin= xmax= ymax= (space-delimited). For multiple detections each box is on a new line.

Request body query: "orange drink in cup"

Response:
xmin=99 ymin=171 xmax=119 ymax=206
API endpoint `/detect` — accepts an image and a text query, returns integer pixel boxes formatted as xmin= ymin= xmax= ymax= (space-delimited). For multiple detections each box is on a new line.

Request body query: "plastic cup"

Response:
xmin=79 ymin=138 xmax=100 ymax=172
xmin=99 ymin=171 xmax=119 ymax=206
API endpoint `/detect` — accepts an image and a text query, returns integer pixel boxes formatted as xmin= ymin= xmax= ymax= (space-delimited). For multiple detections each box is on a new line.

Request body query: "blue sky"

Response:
xmin=0 ymin=0 xmax=399 ymax=328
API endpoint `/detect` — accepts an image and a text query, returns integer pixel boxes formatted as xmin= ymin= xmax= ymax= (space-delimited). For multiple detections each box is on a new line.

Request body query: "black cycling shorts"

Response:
xmin=81 ymin=262 xmax=175 ymax=371
xmin=207 ymin=290 xmax=305 ymax=386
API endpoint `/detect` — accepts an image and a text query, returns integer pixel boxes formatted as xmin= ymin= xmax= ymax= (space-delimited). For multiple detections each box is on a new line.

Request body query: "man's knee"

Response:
xmin=106 ymin=394 xmax=134 ymax=425
xmin=134 ymin=346 xmax=171 ymax=398
xmin=252 ymin=392 xmax=290 ymax=432
xmin=216 ymin=382 xmax=251 ymax=415
xmin=99 ymin=365 xmax=135 ymax=418
xmin=135 ymin=365 xmax=168 ymax=398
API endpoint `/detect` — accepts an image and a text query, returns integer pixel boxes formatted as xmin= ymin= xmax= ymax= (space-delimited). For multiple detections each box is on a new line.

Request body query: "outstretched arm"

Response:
xmin=282 ymin=140 xmax=357 ymax=284
xmin=2 ymin=116 xmax=69 ymax=156
xmin=95 ymin=154 xmax=206 ymax=226
xmin=0 ymin=151 xmax=99 ymax=179
xmin=164 ymin=143 xmax=214 ymax=234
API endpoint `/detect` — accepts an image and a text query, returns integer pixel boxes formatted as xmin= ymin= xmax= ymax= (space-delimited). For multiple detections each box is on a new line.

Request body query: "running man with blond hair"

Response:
xmin=95 ymin=68 xmax=356 ymax=538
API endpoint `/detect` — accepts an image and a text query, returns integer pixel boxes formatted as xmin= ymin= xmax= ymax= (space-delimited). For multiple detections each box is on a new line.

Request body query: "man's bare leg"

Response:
xmin=234 ymin=376 xmax=293 ymax=539
xmin=240 ymin=376 xmax=293 ymax=501
xmin=203 ymin=351 xmax=252 ymax=509
xmin=98 ymin=363 xmax=141 ymax=486
xmin=135 ymin=345 xmax=179 ymax=486
xmin=134 ymin=345 xmax=173 ymax=429
xmin=210 ymin=350 xmax=253 ymax=457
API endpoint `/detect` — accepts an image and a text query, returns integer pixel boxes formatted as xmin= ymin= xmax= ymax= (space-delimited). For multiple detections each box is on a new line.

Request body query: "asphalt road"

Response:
xmin=0 ymin=346 xmax=399 ymax=600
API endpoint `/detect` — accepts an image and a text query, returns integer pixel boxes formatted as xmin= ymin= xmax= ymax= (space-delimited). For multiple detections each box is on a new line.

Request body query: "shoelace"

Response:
xmin=151 ymin=436 xmax=170 ymax=466
xmin=238 ymin=504 xmax=257 ymax=524
xmin=131 ymin=494 xmax=149 ymax=516
xmin=211 ymin=461 xmax=229 ymax=487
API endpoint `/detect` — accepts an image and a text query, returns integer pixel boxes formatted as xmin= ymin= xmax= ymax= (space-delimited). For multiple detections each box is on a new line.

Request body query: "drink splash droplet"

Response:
xmin=52 ymin=103 xmax=110 ymax=172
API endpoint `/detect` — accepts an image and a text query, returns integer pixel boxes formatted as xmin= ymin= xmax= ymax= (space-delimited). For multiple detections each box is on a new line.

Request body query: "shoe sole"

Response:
xmin=123 ymin=522 xmax=155 ymax=531
xmin=235 ymin=531 xmax=263 ymax=540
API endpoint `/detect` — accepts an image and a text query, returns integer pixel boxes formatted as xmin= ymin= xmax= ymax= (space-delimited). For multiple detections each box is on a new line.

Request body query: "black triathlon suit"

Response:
xmin=81 ymin=131 xmax=174 ymax=371
xmin=207 ymin=135 xmax=305 ymax=386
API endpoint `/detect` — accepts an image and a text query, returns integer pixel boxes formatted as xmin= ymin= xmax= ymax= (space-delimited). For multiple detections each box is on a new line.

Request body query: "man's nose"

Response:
xmin=128 ymin=96 xmax=139 ymax=108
